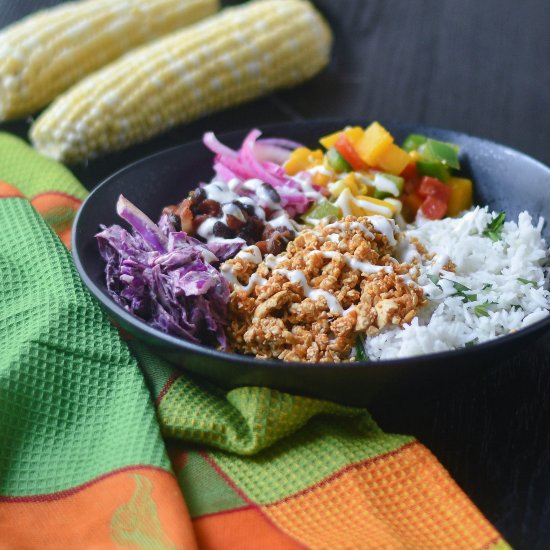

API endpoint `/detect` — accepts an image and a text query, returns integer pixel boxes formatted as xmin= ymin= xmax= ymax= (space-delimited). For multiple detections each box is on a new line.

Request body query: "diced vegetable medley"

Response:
xmin=288 ymin=121 xmax=473 ymax=224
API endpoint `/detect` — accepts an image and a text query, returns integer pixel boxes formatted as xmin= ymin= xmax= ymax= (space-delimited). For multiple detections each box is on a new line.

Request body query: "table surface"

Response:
xmin=1 ymin=1 xmax=550 ymax=547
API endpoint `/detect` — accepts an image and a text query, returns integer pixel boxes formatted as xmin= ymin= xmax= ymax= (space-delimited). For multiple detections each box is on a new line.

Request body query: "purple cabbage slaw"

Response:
xmin=97 ymin=195 xmax=230 ymax=349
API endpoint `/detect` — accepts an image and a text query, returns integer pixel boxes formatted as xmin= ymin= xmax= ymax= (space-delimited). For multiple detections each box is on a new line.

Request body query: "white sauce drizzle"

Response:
xmin=264 ymin=253 xmax=286 ymax=269
xmin=307 ymin=164 xmax=334 ymax=177
xmin=373 ymin=173 xmax=400 ymax=197
xmin=306 ymin=250 xmax=394 ymax=274
xmin=222 ymin=202 xmax=245 ymax=221
xmin=324 ymin=221 xmax=374 ymax=239
xmin=196 ymin=178 xmax=297 ymax=248
xmin=394 ymin=239 xmax=420 ymax=264
xmin=196 ymin=217 xmax=218 ymax=240
xmin=236 ymin=245 xmax=262 ymax=264
xmin=274 ymin=269 xmax=343 ymax=315
xmin=256 ymin=184 xmax=281 ymax=210
xmin=367 ymin=215 xmax=397 ymax=246
xmin=220 ymin=265 xmax=267 ymax=293
xmin=430 ymin=253 xmax=450 ymax=274
xmin=334 ymin=188 xmax=394 ymax=218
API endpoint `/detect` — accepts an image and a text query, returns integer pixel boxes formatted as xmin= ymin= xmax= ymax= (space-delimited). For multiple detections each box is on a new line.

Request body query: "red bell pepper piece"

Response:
xmin=334 ymin=134 xmax=367 ymax=171
xmin=417 ymin=176 xmax=452 ymax=203
xmin=420 ymin=195 xmax=448 ymax=219
xmin=401 ymin=162 xmax=417 ymax=182
xmin=401 ymin=192 xmax=423 ymax=222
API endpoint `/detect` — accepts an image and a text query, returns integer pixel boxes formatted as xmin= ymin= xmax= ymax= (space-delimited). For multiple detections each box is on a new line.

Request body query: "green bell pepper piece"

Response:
xmin=372 ymin=172 xmax=405 ymax=198
xmin=416 ymin=160 xmax=451 ymax=182
xmin=326 ymin=147 xmax=352 ymax=173
xmin=402 ymin=134 xmax=427 ymax=152
xmin=422 ymin=138 xmax=460 ymax=169
xmin=373 ymin=189 xmax=393 ymax=200
xmin=304 ymin=200 xmax=342 ymax=222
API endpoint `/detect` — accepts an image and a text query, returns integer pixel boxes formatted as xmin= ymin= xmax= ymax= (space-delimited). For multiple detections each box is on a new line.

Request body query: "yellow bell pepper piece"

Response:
xmin=354 ymin=121 xmax=393 ymax=166
xmin=409 ymin=150 xmax=422 ymax=162
xmin=334 ymin=188 xmax=397 ymax=219
xmin=447 ymin=177 xmax=473 ymax=217
xmin=319 ymin=126 xmax=364 ymax=149
xmin=344 ymin=126 xmax=364 ymax=144
xmin=376 ymin=143 xmax=410 ymax=175
xmin=312 ymin=172 xmax=332 ymax=187
xmin=351 ymin=194 xmax=397 ymax=218
xmin=284 ymin=147 xmax=323 ymax=175
xmin=329 ymin=173 xmax=367 ymax=198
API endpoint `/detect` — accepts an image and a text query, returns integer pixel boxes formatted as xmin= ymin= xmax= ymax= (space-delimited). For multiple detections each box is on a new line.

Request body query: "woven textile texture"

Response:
xmin=0 ymin=134 xmax=510 ymax=549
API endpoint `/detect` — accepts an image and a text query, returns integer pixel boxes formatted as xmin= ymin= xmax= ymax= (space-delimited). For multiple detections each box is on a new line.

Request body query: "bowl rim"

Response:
xmin=72 ymin=118 xmax=550 ymax=371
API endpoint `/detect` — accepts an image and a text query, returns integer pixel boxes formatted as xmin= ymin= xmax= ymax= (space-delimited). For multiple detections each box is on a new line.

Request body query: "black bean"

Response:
xmin=168 ymin=213 xmax=181 ymax=231
xmin=225 ymin=214 xmax=245 ymax=231
xmin=242 ymin=217 xmax=265 ymax=241
xmin=213 ymin=221 xmax=236 ymax=239
xmin=261 ymin=183 xmax=281 ymax=203
xmin=256 ymin=240 xmax=268 ymax=254
xmin=191 ymin=187 xmax=206 ymax=203
xmin=233 ymin=200 xmax=255 ymax=216
xmin=195 ymin=199 xmax=222 ymax=217
xmin=267 ymin=232 xmax=293 ymax=255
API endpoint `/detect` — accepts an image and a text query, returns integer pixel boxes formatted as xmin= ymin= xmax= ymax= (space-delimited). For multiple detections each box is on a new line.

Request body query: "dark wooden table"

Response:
xmin=1 ymin=1 xmax=549 ymax=547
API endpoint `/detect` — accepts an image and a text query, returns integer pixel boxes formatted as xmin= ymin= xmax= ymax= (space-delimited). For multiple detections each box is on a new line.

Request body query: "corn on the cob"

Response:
xmin=0 ymin=0 xmax=219 ymax=120
xmin=30 ymin=0 xmax=332 ymax=163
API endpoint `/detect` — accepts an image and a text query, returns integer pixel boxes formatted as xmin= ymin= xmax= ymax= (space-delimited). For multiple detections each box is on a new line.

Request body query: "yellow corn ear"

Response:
xmin=0 ymin=0 xmax=219 ymax=120
xmin=30 ymin=0 xmax=333 ymax=163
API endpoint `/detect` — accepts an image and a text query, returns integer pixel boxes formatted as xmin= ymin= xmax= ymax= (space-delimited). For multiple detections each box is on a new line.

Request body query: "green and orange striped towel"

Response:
xmin=0 ymin=132 xmax=510 ymax=549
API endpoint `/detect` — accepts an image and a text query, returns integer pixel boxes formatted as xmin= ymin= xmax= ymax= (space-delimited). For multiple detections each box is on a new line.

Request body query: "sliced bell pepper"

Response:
xmin=420 ymin=195 xmax=448 ymax=219
xmin=401 ymin=162 xmax=417 ymax=181
xmin=376 ymin=143 xmax=410 ymax=175
xmin=373 ymin=189 xmax=393 ymax=200
xmin=447 ymin=176 xmax=473 ymax=216
xmin=334 ymin=134 xmax=368 ymax=171
xmin=354 ymin=122 xmax=393 ymax=165
xmin=372 ymin=172 xmax=404 ymax=198
xmin=351 ymin=194 xmax=397 ymax=217
xmin=284 ymin=147 xmax=323 ymax=175
xmin=319 ymin=126 xmax=364 ymax=149
xmin=401 ymin=192 xmax=423 ymax=222
xmin=402 ymin=134 xmax=428 ymax=152
xmin=422 ymin=138 xmax=460 ymax=169
xmin=417 ymin=176 xmax=453 ymax=203
xmin=304 ymin=200 xmax=342 ymax=222
xmin=343 ymin=126 xmax=365 ymax=145
xmin=312 ymin=172 xmax=331 ymax=187
xmin=416 ymin=159 xmax=451 ymax=182
xmin=404 ymin=177 xmax=419 ymax=194
xmin=326 ymin=147 xmax=352 ymax=173
xmin=329 ymin=173 xmax=366 ymax=198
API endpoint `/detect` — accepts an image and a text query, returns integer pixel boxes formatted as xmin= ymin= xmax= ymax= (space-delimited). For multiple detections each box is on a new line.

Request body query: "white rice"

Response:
xmin=365 ymin=207 xmax=550 ymax=360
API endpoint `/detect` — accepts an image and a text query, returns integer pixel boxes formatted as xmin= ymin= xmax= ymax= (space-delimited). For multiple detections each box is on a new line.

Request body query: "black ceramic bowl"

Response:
xmin=73 ymin=120 xmax=550 ymax=406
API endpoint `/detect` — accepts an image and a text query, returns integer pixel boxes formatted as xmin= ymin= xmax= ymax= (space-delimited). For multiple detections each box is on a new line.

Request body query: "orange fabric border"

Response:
xmin=193 ymin=506 xmax=304 ymax=550
xmin=30 ymin=190 xmax=82 ymax=210
xmin=0 ymin=181 xmax=24 ymax=198
xmin=264 ymin=442 xmax=503 ymax=549
xmin=0 ymin=466 xmax=197 ymax=550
